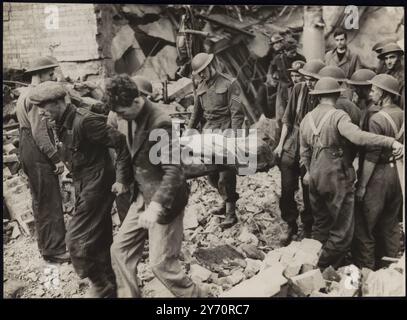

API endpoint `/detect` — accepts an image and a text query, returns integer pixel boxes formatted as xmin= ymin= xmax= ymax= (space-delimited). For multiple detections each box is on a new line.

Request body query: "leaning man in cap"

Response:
xmin=106 ymin=74 xmax=204 ymax=297
xmin=299 ymin=77 xmax=403 ymax=269
xmin=16 ymin=57 xmax=69 ymax=263
xmin=29 ymin=81 xmax=133 ymax=298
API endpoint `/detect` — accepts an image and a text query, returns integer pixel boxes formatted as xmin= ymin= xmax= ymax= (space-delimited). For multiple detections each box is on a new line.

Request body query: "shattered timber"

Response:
xmin=2 ymin=4 xmax=406 ymax=299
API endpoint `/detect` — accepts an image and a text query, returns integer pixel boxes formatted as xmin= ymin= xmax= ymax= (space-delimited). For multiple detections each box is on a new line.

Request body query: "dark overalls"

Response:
xmin=17 ymin=89 xmax=67 ymax=258
xmin=352 ymin=105 xmax=404 ymax=270
xmin=300 ymin=104 xmax=396 ymax=269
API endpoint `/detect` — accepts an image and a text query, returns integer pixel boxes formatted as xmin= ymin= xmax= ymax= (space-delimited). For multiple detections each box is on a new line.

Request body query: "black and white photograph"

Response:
xmin=2 ymin=3 xmax=405 ymax=301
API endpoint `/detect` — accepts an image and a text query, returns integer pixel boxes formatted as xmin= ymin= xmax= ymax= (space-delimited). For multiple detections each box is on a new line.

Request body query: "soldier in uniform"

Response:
xmin=299 ymin=77 xmax=403 ymax=269
xmin=352 ymin=74 xmax=404 ymax=270
xmin=188 ymin=52 xmax=245 ymax=229
xmin=29 ymin=81 xmax=133 ymax=298
xmin=315 ymin=66 xmax=361 ymax=126
xmin=16 ymin=57 xmax=70 ymax=263
xmin=346 ymin=69 xmax=378 ymax=178
xmin=377 ymin=43 xmax=405 ymax=109
xmin=347 ymin=69 xmax=377 ymax=125
xmin=372 ymin=39 xmax=394 ymax=74
xmin=274 ymin=59 xmax=325 ymax=245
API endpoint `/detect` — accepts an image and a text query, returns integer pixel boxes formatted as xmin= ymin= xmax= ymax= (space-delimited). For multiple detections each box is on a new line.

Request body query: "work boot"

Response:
xmin=43 ymin=251 xmax=71 ymax=264
xmin=219 ymin=202 xmax=238 ymax=229
xmin=86 ymin=274 xmax=116 ymax=298
xmin=209 ymin=202 xmax=226 ymax=216
xmin=280 ymin=223 xmax=298 ymax=246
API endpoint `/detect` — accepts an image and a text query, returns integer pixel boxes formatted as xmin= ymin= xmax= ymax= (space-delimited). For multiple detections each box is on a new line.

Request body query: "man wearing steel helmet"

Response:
xmin=372 ymin=39 xmax=395 ymax=74
xmin=347 ymin=69 xmax=378 ymax=179
xmin=274 ymin=59 xmax=325 ymax=245
xmin=16 ymin=56 xmax=70 ymax=264
xmin=352 ymin=74 xmax=404 ymax=270
xmin=315 ymin=65 xmax=361 ymax=126
xmin=188 ymin=52 xmax=245 ymax=229
xmin=299 ymin=77 xmax=403 ymax=269
xmin=378 ymin=43 xmax=405 ymax=109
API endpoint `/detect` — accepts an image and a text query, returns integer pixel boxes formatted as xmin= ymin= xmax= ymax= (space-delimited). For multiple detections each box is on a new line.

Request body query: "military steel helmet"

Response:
xmin=25 ymin=56 xmax=59 ymax=74
xmin=288 ymin=60 xmax=305 ymax=72
xmin=191 ymin=52 xmax=214 ymax=76
xmin=347 ymin=69 xmax=377 ymax=86
xmin=309 ymin=77 xmax=346 ymax=95
xmin=368 ymin=74 xmax=401 ymax=96
xmin=377 ymin=43 xmax=404 ymax=60
xmin=316 ymin=66 xmax=347 ymax=82
xmin=132 ymin=75 xmax=153 ymax=96
xmin=372 ymin=39 xmax=395 ymax=54
xmin=298 ymin=59 xmax=325 ymax=78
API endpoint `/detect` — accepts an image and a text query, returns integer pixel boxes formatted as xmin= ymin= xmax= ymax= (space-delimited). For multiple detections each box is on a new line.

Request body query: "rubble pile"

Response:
xmin=3 ymin=166 xmax=405 ymax=298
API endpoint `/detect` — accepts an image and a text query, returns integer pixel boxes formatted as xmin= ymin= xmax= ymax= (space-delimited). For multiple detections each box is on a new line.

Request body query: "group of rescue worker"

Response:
xmin=259 ymin=27 xmax=404 ymax=270
xmin=14 ymin=25 xmax=404 ymax=298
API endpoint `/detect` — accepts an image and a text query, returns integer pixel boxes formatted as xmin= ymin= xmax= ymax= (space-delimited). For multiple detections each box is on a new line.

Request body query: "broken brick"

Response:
xmin=239 ymin=243 xmax=265 ymax=260
xmin=244 ymin=258 xmax=263 ymax=278
xmin=190 ymin=264 xmax=212 ymax=283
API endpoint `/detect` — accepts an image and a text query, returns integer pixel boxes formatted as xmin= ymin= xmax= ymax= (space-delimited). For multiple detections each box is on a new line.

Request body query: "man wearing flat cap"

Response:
xmin=16 ymin=56 xmax=70 ymax=264
xmin=29 ymin=81 xmax=133 ymax=298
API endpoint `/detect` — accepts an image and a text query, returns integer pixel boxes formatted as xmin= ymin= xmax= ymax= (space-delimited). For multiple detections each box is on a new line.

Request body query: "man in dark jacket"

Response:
xmin=325 ymin=28 xmax=361 ymax=79
xmin=16 ymin=57 xmax=69 ymax=263
xmin=189 ymin=52 xmax=245 ymax=229
xmin=29 ymin=81 xmax=133 ymax=298
xmin=106 ymin=75 xmax=203 ymax=298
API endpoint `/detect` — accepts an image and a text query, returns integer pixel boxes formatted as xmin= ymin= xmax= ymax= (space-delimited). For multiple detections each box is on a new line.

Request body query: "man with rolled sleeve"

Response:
xmin=299 ymin=77 xmax=403 ymax=269
xmin=29 ymin=81 xmax=133 ymax=298
xmin=189 ymin=52 xmax=245 ymax=229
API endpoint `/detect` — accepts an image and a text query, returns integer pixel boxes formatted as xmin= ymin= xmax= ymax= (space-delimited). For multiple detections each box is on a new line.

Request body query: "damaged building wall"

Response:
xmin=323 ymin=6 xmax=404 ymax=69
xmin=3 ymin=2 xmax=107 ymax=81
